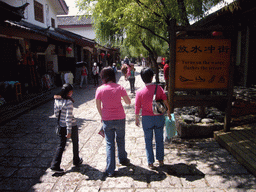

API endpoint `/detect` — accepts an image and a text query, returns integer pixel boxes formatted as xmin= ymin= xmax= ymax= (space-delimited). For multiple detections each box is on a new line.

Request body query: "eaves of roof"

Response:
xmin=192 ymin=0 xmax=256 ymax=29
xmin=0 ymin=1 xmax=29 ymax=22
xmin=3 ymin=20 xmax=74 ymax=43
xmin=57 ymin=0 xmax=69 ymax=15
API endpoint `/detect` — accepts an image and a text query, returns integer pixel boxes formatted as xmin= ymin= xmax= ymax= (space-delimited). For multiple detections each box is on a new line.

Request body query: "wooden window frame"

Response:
xmin=34 ymin=0 xmax=44 ymax=23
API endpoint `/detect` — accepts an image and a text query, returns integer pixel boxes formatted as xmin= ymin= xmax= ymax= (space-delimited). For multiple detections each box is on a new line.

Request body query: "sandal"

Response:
xmin=158 ymin=160 xmax=164 ymax=167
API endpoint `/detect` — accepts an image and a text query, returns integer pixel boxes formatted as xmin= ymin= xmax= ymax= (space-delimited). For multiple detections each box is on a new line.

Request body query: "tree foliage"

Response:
xmin=76 ymin=0 xmax=226 ymax=81
xmin=76 ymin=0 xmax=225 ymax=47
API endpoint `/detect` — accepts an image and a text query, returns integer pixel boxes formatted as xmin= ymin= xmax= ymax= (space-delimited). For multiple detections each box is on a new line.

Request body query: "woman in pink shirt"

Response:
xmin=125 ymin=63 xmax=136 ymax=93
xmin=95 ymin=67 xmax=131 ymax=177
xmin=135 ymin=68 xmax=171 ymax=169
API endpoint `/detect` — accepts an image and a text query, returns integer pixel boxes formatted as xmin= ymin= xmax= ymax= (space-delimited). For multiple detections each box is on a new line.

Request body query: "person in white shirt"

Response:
xmin=92 ymin=63 xmax=99 ymax=86
xmin=64 ymin=71 xmax=74 ymax=85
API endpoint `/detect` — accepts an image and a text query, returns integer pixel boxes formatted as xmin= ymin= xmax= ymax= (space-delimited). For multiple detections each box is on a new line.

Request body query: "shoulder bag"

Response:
xmin=152 ymin=84 xmax=168 ymax=115
xmin=55 ymin=110 xmax=62 ymax=135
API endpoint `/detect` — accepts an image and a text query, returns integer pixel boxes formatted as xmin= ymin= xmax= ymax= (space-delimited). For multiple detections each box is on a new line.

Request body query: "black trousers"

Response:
xmin=128 ymin=77 xmax=135 ymax=92
xmin=93 ymin=74 xmax=99 ymax=86
xmin=51 ymin=126 xmax=80 ymax=169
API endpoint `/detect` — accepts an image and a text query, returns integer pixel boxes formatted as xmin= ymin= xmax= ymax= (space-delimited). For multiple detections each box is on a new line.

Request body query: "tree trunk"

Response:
xmin=141 ymin=40 xmax=159 ymax=82
xmin=177 ymin=0 xmax=190 ymax=26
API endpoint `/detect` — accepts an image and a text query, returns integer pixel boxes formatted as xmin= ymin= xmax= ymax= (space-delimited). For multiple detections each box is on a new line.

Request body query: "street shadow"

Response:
xmin=96 ymin=163 xmax=204 ymax=183
xmin=52 ymin=164 xmax=104 ymax=180
xmin=161 ymin=163 xmax=205 ymax=181
xmin=103 ymin=163 xmax=166 ymax=183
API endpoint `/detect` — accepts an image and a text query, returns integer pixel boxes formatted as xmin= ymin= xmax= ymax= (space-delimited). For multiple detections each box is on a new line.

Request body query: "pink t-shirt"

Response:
xmin=95 ymin=83 xmax=128 ymax=120
xmin=126 ymin=66 xmax=131 ymax=77
xmin=135 ymin=84 xmax=167 ymax=116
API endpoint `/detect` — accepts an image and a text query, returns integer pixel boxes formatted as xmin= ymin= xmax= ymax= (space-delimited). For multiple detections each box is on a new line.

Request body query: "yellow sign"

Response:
xmin=175 ymin=39 xmax=231 ymax=89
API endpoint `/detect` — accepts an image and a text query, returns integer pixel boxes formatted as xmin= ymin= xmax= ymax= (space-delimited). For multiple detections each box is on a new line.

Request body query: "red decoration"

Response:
xmin=161 ymin=57 xmax=165 ymax=65
xmin=107 ymin=53 xmax=110 ymax=57
xmin=212 ymin=31 xmax=223 ymax=37
xmin=101 ymin=53 xmax=105 ymax=58
xmin=66 ymin=47 xmax=72 ymax=53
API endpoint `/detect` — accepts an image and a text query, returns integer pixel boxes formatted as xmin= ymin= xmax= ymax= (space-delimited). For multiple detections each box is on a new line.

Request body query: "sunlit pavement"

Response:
xmin=0 ymin=65 xmax=255 ymax=191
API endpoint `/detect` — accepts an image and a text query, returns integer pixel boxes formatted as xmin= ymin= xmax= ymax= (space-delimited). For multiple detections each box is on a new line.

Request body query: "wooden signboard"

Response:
xmin=175 ymin=39 xmax=231 ymax=89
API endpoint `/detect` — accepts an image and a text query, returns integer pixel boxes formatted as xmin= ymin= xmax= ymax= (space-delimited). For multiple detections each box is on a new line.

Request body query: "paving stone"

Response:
xmin=0 ymin=67 xmax=256 ymax=191
xmin=28 ymin=182 xmax=55 ymax=192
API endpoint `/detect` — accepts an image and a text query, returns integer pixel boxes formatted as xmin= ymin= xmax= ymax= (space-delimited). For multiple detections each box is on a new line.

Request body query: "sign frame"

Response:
xmin=168 ymin=19 xmax=235 ymax=132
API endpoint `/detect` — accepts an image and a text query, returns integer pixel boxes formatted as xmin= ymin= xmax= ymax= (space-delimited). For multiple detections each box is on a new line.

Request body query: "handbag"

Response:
xmin=55 ymin=110 xmax=62 ymax=135
xmin=152 ymin=84 xmax=168 ymax=115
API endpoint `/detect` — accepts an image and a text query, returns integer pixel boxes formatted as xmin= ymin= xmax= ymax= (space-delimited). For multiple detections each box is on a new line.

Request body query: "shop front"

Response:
xmin=0 ymin=20 xmax=74 ymax=107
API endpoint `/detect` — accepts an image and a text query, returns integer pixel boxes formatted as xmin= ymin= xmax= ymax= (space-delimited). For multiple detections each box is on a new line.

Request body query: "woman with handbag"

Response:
xmin=50 ymin=84 xmax=83 ymax=173
xmin=95 ymin=67 xmax=131 ymax=177
xmin=135 ymin=68 xmax=171 ymax=169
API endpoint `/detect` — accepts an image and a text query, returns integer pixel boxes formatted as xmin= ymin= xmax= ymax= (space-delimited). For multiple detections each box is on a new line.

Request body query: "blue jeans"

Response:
xmin=80 ymin=75 xmax=87 ymax=87
xmin=103 ymin=119 xmax=128 ymax=175
xmin=142 ymin=115 xmax=165 ymax=164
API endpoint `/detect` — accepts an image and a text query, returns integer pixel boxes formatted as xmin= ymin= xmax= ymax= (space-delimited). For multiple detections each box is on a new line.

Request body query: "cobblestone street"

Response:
xmin=0 ymin=66 xmax=256 ymax=191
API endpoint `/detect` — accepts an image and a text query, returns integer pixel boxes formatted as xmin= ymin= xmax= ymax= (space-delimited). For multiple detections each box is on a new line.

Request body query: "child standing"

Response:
xmin=50 ymin=84 xmax=83 ymax=173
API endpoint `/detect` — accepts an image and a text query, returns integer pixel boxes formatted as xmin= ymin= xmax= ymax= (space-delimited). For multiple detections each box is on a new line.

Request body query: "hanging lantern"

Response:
xmin=66 ymin=47 xmax=72 ymax=54
xmin=101 ymin=53 xmax=105 ymax=58
xmin=212 ymin=31 xmax=223 ymax=37
xmin=107 ymin=53 xmax=110 ymax=57
xmin=161 ymin=57 xmax=165 ymax=65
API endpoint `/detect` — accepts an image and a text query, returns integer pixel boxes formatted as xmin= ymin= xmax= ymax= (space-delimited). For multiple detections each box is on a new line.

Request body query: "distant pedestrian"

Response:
xmin=142 ymin=58 xmax=146 ymax=68
xmin=163 ymin=60 xmax=169 ymax=91
xmin=64 ymin=71 xmax=74 ymax=85
xmin=50 ymin=84 xmax=83 ymax=173
xmin=112 ymin=63 xmax=117 ymax=73
xmin=95 ymin=67 xmax=131 ymax=177
xmin=125 ymin=63 xmax=136 ymax=93
xmin=135 ymin=68 xmax=170 ymax=169
xmin=80 ymin=65 xmax=88 ymax=89
xmin=124 ymin=56 xmax=130 ymax=65
xmin=92 ymin=63 xmax=99 ymax=86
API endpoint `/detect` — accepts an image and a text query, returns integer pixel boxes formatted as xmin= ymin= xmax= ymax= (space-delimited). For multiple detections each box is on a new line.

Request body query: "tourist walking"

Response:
xmin=95 ymin=67 xmax=131 ymax=177
xmin=92 ymin=63 xmax=99 ymax=86
xmin=135 ymin=68 xmax=170 ymax=169
xmin=50 ymin=84 xmax=83 ymax=173
xmin=125 ymin=63 xmax=136 ymax=93
xmin=163 ymin=60 xmax=169 ymax=91
xmin=80 ymin=65 xmax=88 ymax=88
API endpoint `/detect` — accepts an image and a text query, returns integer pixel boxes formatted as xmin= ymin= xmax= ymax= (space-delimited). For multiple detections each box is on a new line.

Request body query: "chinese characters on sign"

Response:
xmin=175 ymin=39 xmax=231 ymax=89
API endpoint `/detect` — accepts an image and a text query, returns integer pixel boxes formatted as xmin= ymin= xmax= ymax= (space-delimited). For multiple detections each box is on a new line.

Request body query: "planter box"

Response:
xmin=175 ymin=114 xmax=223 ymax=138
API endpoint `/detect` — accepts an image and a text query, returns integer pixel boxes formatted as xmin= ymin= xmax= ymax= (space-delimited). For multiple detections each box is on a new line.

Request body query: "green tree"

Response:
xmin=76 ymin=0 xmax=226 ymax=82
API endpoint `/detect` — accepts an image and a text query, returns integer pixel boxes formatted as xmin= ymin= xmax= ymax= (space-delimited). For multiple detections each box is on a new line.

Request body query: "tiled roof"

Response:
xmin=57 ymin=15 xmax=93 ymax=26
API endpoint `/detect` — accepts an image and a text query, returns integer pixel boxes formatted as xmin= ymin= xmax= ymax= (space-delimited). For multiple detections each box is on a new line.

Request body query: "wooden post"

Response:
xmin=224 ymin=41 xmax=235 ymax=132
xmin=168 ymin=19 xmax=176 ymax=113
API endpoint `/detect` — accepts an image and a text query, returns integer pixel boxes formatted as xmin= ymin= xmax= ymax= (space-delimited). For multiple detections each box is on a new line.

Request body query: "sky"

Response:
xmin=65 ymin=0 xmax=80 ymax=15
xmin=64 ymin=0 xmax=235 ymax=16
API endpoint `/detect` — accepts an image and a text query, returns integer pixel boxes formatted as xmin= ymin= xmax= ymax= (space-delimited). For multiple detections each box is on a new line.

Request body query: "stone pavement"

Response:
xmin=0 ymin=66 xmax=256 ymax=192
